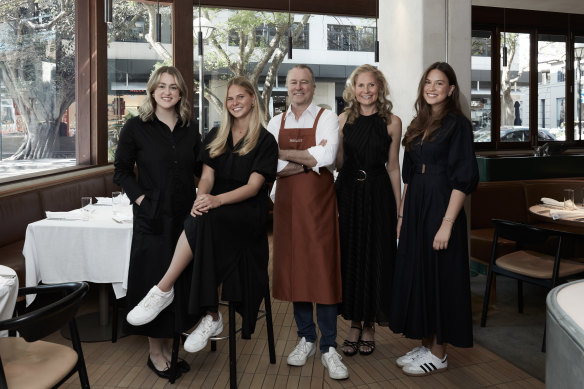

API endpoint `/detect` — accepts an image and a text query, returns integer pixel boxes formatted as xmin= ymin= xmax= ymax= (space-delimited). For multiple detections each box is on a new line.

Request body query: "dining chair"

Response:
xmin=0 ymin=282 xmax=90 ymax=389
xmin=168 ymin=283 xmax=276 ymax=388
xmin=480 ymin=219 xmax=584 ymax=349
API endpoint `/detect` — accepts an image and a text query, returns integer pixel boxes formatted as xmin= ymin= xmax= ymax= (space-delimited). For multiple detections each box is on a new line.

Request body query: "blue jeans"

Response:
xmin=293 ymin=302 xmax=338 ymax=353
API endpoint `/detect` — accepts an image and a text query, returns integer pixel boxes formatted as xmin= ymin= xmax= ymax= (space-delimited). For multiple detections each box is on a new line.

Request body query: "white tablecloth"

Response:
xmin=0 ymin=265 xmax=18 ymax=337
xmin=23 ymin=204 xmax=133 ymax=305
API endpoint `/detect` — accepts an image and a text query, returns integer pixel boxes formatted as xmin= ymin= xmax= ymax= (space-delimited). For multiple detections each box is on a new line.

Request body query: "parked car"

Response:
xmin=500 ymin=127 xmax=556 ymax=142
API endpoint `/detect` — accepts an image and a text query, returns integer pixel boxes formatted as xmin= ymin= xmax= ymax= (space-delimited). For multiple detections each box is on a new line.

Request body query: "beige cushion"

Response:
xmin=497 ymin=250 xmax=584 ymax=279
xmin=0 ymin=337 xmax=78 ymax=389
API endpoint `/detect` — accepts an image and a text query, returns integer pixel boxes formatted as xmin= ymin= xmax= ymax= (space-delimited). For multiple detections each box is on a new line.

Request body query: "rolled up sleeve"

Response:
xmin=307 ymin=111 xmax=339 ymax=172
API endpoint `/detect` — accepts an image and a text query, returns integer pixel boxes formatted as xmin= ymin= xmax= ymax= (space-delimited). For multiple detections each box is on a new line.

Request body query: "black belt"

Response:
xmin=348 ymin=166 xmax=387 ymax=182
xmin=414 ymin=163 xmax=447 ymax=174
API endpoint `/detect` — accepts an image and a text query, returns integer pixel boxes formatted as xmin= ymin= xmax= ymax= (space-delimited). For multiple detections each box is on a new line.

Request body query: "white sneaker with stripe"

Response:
xmin=402 ymin=352 xmax=447 ymax=376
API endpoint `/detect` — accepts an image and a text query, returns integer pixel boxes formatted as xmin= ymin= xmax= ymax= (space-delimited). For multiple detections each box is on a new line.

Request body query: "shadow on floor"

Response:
xmin=470 ymin=272 xmax=547 ymax=382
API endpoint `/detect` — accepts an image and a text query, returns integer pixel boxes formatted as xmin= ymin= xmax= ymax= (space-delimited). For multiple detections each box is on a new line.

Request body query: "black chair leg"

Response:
xmin=69 ymin=320 xmax=90 ymax=389
xmin=517 ymin=280 xmax=524 ymax=313
xmin=264 ymin=286 xmax=276 ymax=364
xmin=229 ymin=303 xmax=237 ymax=389
xmin=168 ymin=333 xmax=181 ymax=384
xmin=481 ymin=267 xmax=495 ymax=327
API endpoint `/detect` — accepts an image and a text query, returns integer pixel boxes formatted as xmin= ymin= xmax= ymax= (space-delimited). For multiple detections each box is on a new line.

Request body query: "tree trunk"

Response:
xmin=9 ymin=121 xmax=60 ymax=160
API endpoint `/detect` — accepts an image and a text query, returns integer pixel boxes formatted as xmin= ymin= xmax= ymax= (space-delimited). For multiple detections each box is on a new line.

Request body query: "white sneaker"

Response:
xmin=402 ymin=352 xmax=448 ymax=376
xmin=126 ymin=285 xmax=174 ymax=326
xmin=321 ymin=347 xmax=349 ymax=380
xmin=286 ymin=337 xmax=316 ymax=366
xmin=396 ymin=346 xmax=429 ymax=367
xmin=184 ymin=313 xmax=223 ymax=353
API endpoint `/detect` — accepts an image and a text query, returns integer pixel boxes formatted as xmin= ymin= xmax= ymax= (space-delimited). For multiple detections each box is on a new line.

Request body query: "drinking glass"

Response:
xmin=81 ymin=197 xmax=92 ymax=221
xmin=563 ymin=189 xmax=575 ymax=210
xmin=112 ymin=191 xmax=122 ymax=215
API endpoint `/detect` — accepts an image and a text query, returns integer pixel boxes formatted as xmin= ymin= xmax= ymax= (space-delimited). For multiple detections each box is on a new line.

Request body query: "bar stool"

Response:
xmin=168 ymin=283 xmax=276 ymax=388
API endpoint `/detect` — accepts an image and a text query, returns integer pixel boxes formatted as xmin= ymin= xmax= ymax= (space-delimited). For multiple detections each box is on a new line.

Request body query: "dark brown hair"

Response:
xmin=402 ymin=62 xmax=462 ymax=151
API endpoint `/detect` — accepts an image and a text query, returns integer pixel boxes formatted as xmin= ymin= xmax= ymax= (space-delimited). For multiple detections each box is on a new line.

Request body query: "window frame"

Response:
xmin=472 ymin=6 xmax=584 ymax=152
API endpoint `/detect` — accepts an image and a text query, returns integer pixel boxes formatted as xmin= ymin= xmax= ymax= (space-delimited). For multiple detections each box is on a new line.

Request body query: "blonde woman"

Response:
xmin=126 ymin=76 xmax=278 ymax=355
xmin=335 ymin=64 xmax=402 ymax=356
xmin=114 ymin=66 xmax=202 ymax=378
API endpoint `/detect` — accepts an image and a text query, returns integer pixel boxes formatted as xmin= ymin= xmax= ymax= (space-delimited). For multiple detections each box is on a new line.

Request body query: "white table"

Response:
xmin=23 ymin=204 xmax=133 ymax=339
xmin=0 ymin=265 xmax=18 ymax=337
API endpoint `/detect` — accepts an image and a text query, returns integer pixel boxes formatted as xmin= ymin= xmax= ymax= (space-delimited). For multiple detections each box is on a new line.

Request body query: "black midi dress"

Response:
xmin=114 ymin=116 xmax=202 ymax=338
xmin=183 ymin=127 xmax=278 ymax=338
xmin=335 ymin=113 xmax=397 ymax=325
xmin=389 ymin=113 xmax=478 ymax=348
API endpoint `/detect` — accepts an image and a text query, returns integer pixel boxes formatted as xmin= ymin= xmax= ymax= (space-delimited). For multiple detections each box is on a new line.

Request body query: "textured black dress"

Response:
xmin=335 ymin=113 xmax=397 ymax=325
xmin=389 ymin=113 xmax=479 ymax=348
xmin=114 ymin=116 xmax=202 ymax=338
xmin=183 ymin=127 xmax=278 ymax=338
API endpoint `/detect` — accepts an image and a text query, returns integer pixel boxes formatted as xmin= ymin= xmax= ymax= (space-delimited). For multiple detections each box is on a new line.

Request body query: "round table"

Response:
xmin=529 ymin=204 xmax=584 ymax=229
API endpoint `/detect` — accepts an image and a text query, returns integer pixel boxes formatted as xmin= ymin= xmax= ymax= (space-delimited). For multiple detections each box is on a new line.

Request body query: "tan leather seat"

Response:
xmin=0 ymin=338 xmax=78 ymax=389
xmin=497 ymin=250 xmax=584 ymax=279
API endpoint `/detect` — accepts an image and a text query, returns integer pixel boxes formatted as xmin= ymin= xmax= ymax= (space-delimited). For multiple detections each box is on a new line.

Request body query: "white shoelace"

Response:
xmin=290 ymin=341 xmax=309 ymax=357
xmin=141 ymin=292 xmax=164 ymax=308
xmin=325 ymin=350 xmax=344 ymax=370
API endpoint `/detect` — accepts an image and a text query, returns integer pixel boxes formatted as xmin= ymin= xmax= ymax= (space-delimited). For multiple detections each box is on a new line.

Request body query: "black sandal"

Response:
xmin=341 ymin=326 xmax=362 ymax=357
xmin=359 ymin=325 xmax=375 ymax=356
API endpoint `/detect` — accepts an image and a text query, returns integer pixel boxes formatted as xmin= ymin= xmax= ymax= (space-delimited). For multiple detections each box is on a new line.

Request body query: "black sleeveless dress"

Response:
xmin=335 ymin=113 xmax=397 ymax=325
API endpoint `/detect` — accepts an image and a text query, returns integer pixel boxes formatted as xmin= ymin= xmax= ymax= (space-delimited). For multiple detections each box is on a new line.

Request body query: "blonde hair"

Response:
xmin=207 ymin=76 xmax=265 ymax=158
xmin=342 ymin=64 xmax=393 ymax=125
xmin=139 ymin=66 xmax=191 ymax=126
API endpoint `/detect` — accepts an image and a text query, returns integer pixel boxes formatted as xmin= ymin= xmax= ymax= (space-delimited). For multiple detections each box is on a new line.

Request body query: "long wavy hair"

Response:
xmin=402 ymin=62 xmax=463 ymax=151
xmin=342 ymin=64 xmax=393 ymax=125
xmin=138 ymin=66 xmax=191 ymax=126
xmin=207 ymin=76 xmax=265 ymax=158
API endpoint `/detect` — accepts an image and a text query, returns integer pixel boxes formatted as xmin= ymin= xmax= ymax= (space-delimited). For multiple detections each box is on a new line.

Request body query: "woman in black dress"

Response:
xmin=390 ymin=62 xmax=478 ymax=376
xmin=114 ymin=66 xmax=202 ymax=378
xmin=126 ymin=76 xmax=278 ymax=354
xmin=335 ymin=64 xmax=402 ymax=356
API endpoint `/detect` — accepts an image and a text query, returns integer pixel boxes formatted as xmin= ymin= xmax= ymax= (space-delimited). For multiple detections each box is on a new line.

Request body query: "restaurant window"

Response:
xmin=500 ymin=32 xmax=530 ymax=142
xmin=537 ymin=34 xmax=566 ymax=141
xmin=195 ymin=9 xmax=374 ymax=138
xmin=471 ymin=30 xmax=492 ymax=142
xmin=575 ymin=37 xmax=584 ymax=141
xmin=106 ymin=0 xmax=173 ymax=162
xmin=0 ymin=1 xmax=77 ymax=180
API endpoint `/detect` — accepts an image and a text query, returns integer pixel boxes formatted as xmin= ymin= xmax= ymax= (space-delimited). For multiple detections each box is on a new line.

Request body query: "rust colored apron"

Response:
xmin=272 ymin=108 xmax=342 ymax=304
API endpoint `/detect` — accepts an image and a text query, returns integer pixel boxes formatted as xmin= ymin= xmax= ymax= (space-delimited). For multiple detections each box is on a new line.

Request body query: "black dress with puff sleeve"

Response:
xmin=389 ymin=113 xmax=479 ymax=348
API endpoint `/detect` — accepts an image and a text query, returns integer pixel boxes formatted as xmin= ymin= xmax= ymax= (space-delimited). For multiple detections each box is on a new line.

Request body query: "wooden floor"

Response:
xmin=50 ymin=295 xmax=544 ymax=389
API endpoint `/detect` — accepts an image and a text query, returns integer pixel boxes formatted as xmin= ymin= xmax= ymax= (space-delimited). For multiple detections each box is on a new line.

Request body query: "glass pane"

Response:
xmin=537 ymin=34 xmax=565 ymax=141
xmin=0 ymin=2 xmax=76 ymax=179
xmin=107 ymin=1 xmax=173 ymax=162
xmin=500 ymin=32 xmax=530 ymax=142
xmin=575 ymin=37 xmax=584 ymax=141
xmin=194 ymin=10 xmax=376 ymax=137
xmin=471 ymin=30 xmax=492 ymax=142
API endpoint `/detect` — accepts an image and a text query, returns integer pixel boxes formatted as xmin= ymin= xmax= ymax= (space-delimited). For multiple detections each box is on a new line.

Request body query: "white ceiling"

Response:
xmin=472 ymin=0 xmax=584 ymax=15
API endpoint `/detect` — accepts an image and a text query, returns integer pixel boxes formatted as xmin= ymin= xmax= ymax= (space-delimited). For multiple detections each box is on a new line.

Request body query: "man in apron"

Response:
xmin=267 ymin=65 xmax=348 ymax=380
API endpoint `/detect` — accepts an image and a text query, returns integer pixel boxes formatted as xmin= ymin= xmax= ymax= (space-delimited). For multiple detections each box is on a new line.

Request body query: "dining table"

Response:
xmin=529 ymin=203 xmax=584 ymax=229
xmin=22 ymin=201 xmax=133 ymax=341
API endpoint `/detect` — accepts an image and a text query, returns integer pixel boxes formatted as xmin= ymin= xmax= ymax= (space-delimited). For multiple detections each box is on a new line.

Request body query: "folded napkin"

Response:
xmin=95 ymin=197 xmax=112 ymax=205
xmin=549 ymin=210 xmax=584 ymax=220
xmin=45 ymin=209 xmax=84 ymax=220
xmin=112 ymin=214 xmax=133 ymax=223
xmin=541 ymin=197 xmax=565 ymax=207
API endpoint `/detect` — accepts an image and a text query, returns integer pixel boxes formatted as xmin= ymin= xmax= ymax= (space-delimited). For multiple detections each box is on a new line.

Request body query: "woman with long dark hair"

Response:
xmin=390 ymin=62 xmax=478 ymax=376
